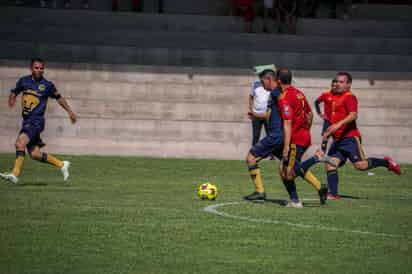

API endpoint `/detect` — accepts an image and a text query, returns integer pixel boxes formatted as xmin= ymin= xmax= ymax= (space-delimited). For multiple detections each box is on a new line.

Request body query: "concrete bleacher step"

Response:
xmin=0 ymin=6 xmax=243 ymax=33
xmin=296 ymin=18 xmax=412 ymax=38
xmin=1 ymin=40 xmax=412 ymax=71
xmin=1 ymin=112 xmax=412 ymax=147
xmin=2 ymin=60 xmax=412 ymax=87
xmin=1 ymin=94 xmax=411 ymax=127
xmin=350 ymin=4 xmax=412 ymax=21
xmin=1 ymin=24 xmax=411 ymax=55
xmin=0 ymin=6 xmax=411 ymax=38
xmin=1 ymin=60 xmax=412 ymax=161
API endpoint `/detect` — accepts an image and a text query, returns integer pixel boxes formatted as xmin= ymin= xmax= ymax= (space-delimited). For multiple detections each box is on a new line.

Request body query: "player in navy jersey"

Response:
xmin=245 ymin=70 xmax=284 ymax=201
xmin=0 ymin=58 xmax=77 ymax=184
xmin=244 ymin=69 xmax=334 ymax=205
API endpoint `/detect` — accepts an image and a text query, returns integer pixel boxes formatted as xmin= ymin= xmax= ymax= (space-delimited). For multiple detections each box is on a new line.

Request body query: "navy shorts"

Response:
xmin=328 ymin=136 xmax=365 ymax=166
xmin=20 ymin=120 xmax=45 ymax=152
xmin=321 ymin=120 xmax=331 ymax=136
xmin=282 ymin=144 xmax=307 ymax=173
xmin=249 ymin=135 xmax=283 ymax=161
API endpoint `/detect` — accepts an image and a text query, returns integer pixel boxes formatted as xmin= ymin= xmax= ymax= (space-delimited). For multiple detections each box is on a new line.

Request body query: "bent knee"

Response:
xmin=354 ymin=161 xmax=368 ymax=170
xmin=246 ymin=154 xmax=257 ymax=166
xmin=326 ymin=164 xmax=337 ymax=172
xmin=286 ymin=168 xmax=296 ymax=181
xmin=15 ymin=140 xmax=26 ymax=150
xmin=29 ymin=151 xmax=42 ymax=160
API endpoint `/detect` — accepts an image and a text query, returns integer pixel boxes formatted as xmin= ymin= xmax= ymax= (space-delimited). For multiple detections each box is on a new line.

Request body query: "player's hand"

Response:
xmin=282 ymin=148 xmax=289 ymax=162
xmin=325 ymin=123 xmax=340 ymax=137
xmin=248 ymin=111 xmax=255 ymax=120
xmin=319 ymin=113 xmax=324 ymax=119
xmin=69 ymin=112 xmax=77 ymax=124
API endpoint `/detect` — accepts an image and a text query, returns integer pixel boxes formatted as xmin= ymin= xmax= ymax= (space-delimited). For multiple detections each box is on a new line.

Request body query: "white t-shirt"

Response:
xmin=250 ymin=80 xmax=270 ymax=114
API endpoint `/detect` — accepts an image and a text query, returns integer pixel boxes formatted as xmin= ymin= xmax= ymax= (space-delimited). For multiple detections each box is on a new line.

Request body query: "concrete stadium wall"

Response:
xmin=1 ymin=60 xmax=412 ymax=163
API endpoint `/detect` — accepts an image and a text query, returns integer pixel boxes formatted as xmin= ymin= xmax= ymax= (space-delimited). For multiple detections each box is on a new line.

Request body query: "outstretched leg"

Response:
xmin=29 ymin=146 xmax=71 ymax=181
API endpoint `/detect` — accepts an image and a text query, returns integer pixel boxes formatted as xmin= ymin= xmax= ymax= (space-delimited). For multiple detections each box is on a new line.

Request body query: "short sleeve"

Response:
xmin=278 ymin=95 xmax=293 ymax=120
xmin=11 ymin=78 xmax=25 ymax=95
xmin=316 ymin=93 xmax=325 ymax=103
xmin=250 ymin=81 xmax=260 ymax=96
xmin=48 ymin=82 xmax=61 ymax=99
xmin=344 ymin=94 xmax=358 ymax=113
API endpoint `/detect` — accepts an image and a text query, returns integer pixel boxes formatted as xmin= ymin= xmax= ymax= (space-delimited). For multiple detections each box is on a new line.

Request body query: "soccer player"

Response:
xmin=277 ymin=68 xmax=334 ymax=208
xmin=245 ymin=69 xmax=284 ymax=201
xmin=314 ymin=79 xmax=338 ymax=153
xmin=245 ymin=69 xmax=334 ymax=205
xmin=324 ymin=72 xmax=401 ymax=200
xmin=0 ymin=58 xmax=77 ymax=184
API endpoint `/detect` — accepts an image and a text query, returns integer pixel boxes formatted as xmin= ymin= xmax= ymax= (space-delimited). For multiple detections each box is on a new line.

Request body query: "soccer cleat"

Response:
xmin=318 ymin=184 xmax=328 ymax=205
xmin=384 ymin=156 xmax=401 ymax=175
xmin=285 ymin=200 xmax=304 ymax=208
xmin=61 ymin=161 xmax=71 ymax=181
xmin=315 ymin=150 xmax=337 ymax=167
xmin=243 ymin=192 xmax=266 ymax=202
xmin=327 ymin=193 xmax=340 ymax=200
xmin=0 ymin=173 xmax=19 ymax=184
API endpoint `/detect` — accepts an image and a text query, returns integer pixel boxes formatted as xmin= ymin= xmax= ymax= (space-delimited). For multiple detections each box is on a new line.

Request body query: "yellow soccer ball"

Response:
xmin=197 ymin=182 xmax=218 ymax=201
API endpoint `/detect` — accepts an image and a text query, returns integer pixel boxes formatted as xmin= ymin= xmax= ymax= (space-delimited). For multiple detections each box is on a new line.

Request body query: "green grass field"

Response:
xmin=0 ymin=154 xmax=411 ymax=274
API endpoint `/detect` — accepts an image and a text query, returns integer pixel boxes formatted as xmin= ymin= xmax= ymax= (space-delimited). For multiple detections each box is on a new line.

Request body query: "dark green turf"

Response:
xmin=0 ymin=154 xmax=411 ymax=274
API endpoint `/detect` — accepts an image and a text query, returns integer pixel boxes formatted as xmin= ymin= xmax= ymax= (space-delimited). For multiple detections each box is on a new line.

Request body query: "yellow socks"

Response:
xmin=303 ymin=170 xmax=321 ymax=191
xmin=248 ymin=165 xmax=264 ymax=193
xmin=12 ymin=151 xmax=25 ymax=177
xmin=42 ymin=153 xmax=64 ymax=168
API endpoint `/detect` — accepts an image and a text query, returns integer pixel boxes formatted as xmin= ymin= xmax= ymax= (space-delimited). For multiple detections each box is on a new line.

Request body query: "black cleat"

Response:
xmin=318 ymin=184 xmax=328 ymax=205
xmin=243 ymin=192 xmax=266 ymax=202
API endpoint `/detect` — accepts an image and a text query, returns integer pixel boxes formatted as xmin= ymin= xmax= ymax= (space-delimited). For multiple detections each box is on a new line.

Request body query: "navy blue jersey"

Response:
xmin=266 ymin=88 xmax=283 ymax=140
xmin=11 ymin=75 xmax=60 ymax=122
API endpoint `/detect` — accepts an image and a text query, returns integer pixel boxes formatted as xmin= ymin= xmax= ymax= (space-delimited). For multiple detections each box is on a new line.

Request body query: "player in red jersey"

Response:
xmin=314 ymin=79 xmax=338 ymax=152
xmin=277 ymin=68 xmax=334 ymax=207
xmin=324 ymin=72 xmax=401 ymax=200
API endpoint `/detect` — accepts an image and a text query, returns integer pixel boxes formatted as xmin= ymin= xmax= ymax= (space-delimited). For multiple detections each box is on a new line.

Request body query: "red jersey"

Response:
xmin=315 ymin=90 xmax=334 ymax=121
xmin=329 ymin=90 xmax=361 ymax=140
xmin=278 ymin=86 xmax=312 ymax=148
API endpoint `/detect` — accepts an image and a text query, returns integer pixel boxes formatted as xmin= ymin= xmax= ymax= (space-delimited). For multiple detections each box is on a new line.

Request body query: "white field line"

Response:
xmin=204 ymin=202 xmax=403 ymax=238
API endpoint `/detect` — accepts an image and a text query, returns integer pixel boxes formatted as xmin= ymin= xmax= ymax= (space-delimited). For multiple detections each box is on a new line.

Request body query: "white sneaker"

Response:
xmin=0 ymin=173 xmax=19 ymax=184
xmin=61 ymin=161 xmax=70 ymax=181
xmin=285 ymin=201 xmax=304 ymax=208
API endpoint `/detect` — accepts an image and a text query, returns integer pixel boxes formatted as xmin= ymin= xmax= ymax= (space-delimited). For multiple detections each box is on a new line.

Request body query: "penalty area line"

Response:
xmin=204 ymin=202 xmax=402 ymax=238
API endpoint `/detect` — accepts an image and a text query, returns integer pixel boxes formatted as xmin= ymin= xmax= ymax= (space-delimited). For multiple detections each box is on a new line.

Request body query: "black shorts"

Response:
xmin=20 ymin=120 xmax=46 ymax=152
xmin=249 ymin=135 xmax=283 ymax=161
xmin=328 ymin=136 xmax=366 ymax=166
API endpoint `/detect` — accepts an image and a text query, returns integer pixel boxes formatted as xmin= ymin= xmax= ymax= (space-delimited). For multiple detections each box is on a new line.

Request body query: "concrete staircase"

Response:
xmin=1 ymin=60 xmax=412 ymax=162
xmin=0 ymin=6 xmax=411 ymax=71
xmin=0 ymin=6 xmax=411 ymax=162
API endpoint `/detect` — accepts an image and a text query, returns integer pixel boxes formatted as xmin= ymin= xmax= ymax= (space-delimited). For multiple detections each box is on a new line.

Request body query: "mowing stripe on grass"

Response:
xmin=204 ymin=202 xmax=402 ymax=238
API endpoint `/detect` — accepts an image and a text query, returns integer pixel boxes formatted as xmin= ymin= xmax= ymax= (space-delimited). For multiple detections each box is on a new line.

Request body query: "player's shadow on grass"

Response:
xmin=17 ymin=182 xmax=48 ymax=187
xmin=339 ymin=194 xmax=361 ymax=199
xmin=265 ymin=198 xmax=288 ymax=206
